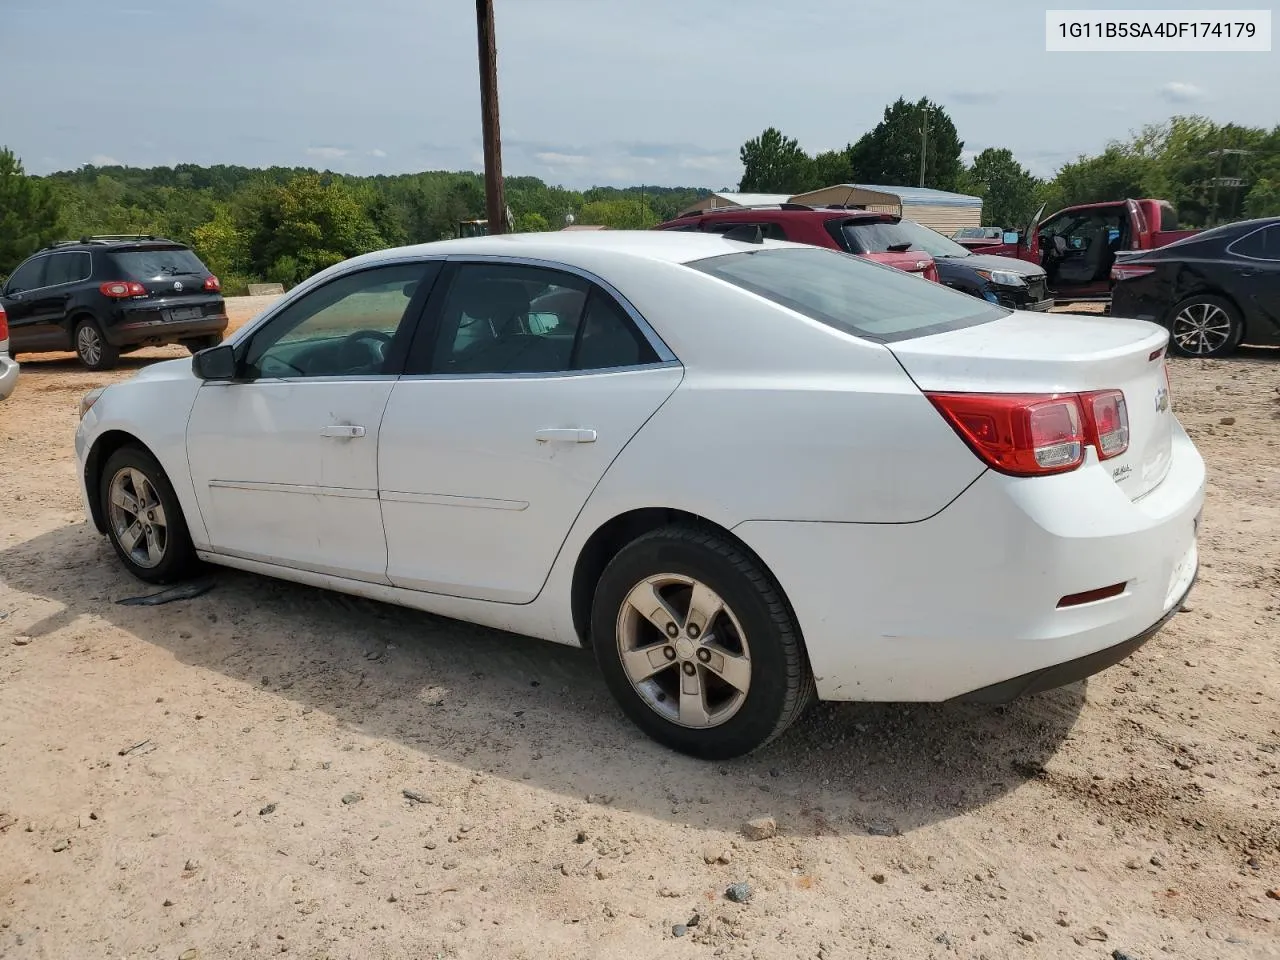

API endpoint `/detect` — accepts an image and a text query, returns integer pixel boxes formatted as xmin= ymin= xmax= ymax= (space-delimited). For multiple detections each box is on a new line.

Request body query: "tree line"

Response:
xmin=2 ymin=98 xmax=1278 ymax=292
xmin=740 ymin=97 xmax=1280 ymax=234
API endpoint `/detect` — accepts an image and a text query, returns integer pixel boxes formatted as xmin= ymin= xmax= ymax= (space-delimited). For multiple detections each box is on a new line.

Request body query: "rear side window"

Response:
xmin=703 ymin=221 xmax=789 ymax=241
xmin=690 ymin=247 xmax=1004 ymax=342
xmin=1229 ymin=224 xmax=1280 ymax=261
xmin=45 ymin=251 xmax=92 ymax=286
xmin=111 ymin=247 xmax=208 ymax=280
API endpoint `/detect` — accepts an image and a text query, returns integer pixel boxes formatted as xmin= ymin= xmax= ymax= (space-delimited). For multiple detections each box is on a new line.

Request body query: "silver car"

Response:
xmin=0 ymin=304 xmax=18 ymax=400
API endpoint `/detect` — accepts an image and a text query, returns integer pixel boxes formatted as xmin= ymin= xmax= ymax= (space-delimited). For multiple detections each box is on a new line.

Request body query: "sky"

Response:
xmin=2 ymin=0 xmax=1275 ymax=190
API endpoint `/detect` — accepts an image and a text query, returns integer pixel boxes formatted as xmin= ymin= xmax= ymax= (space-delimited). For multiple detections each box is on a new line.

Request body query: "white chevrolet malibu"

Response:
xmin=75 ymin=231 xmax=1204 ymax=759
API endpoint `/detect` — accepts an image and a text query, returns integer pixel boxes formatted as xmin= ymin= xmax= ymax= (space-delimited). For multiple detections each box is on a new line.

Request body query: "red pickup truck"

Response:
xmin=953 ymin=198 xmax=1199 ymax=300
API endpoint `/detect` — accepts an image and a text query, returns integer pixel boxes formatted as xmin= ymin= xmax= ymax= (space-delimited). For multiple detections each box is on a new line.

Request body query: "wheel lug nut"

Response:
xmin=663 ymin=646 xmax=676 ymax=661
xmin=687 ymin=623 xmax=701 ymax=639
xmin=682 ymin=662 xmax=695 ymax=676
xmin=665 ymin=622 xmax=679 ymax=638
xmin=696 ymin=648 xmax=710 ymax=663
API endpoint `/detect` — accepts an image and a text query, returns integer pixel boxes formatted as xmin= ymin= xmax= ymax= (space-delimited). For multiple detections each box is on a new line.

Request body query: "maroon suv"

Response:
xmin=654 ymin=205 xmax=941 ymax=283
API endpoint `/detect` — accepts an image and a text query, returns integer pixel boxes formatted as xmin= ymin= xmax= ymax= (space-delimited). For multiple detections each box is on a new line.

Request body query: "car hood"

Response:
xmin=129 ymin=356 xmax=197 ymax=383
xmin=940 ymin=252 xmax=1044 ymax=276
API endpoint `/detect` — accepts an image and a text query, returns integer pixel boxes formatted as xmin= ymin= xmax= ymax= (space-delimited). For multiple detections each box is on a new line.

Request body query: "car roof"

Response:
xmin=676 ymin=207 xmax=892 ymax=223
xmin=350 ymin=229 xmax=794 ymax=268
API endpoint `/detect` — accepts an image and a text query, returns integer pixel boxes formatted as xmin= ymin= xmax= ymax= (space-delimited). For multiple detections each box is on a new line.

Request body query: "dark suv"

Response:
xmin=0 ymin=236 xmax=228 ymax=370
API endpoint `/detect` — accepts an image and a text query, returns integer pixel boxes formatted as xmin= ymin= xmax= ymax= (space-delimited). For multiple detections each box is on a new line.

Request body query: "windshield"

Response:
xmin=690 ymin=247 xmax=1005 ymax=343
xmin=113 ymin=247 xmax=209 ymax=279
xmin=842 ymin=219 xmax=972 ymax=258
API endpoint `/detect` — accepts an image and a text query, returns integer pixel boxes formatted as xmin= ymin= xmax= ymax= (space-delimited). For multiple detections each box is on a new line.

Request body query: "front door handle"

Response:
xmin=535 ymin=428 xmax=597 ymax=444
xmin=321 ymin=424 xmax=366 ymax=439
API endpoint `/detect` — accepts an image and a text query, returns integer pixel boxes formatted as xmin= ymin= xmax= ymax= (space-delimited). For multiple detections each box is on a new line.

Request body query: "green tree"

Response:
xmin=1244 ymin=177 xmax=1280 ymax=218
xmin=802 ymin=147 xmax=853 ymax=191
xmin=964 ymin=148 xmax=1043 ymax=228
xmin=577 ymin=199 xmax=658 ymax=229
xmin=514 ymin=211 xmax=551 ymax=232
xmin=0 ymin=147 xmax=61 ymax=277
xmin=1041 ymin=146 xmax=1152 ymax=212
xmin=849 ymin=98 xmax=964 ymax=190
xmin=738 ymin=127 xmax=810 ymax=193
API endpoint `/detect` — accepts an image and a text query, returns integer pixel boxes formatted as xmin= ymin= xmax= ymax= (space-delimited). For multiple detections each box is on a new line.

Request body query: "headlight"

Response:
xmin=79 ymin=387 xmax=106 ymax=420
xmin=977 ymin=269 xmax=1026 ymax=287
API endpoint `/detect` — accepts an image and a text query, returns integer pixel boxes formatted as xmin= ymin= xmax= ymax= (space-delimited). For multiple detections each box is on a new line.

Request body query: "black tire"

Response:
xmin=183 ymin=334 xmax=224 ymax=354
xmin=1166 ymin=294 xmax=1244 ymax=358
xmin=74 ymin=318 xmax=120 ymax=371
xmin=99 ymin=444 xmax=201 ymax=584
xmin=591 ymin=524 xmax=813 ymax=760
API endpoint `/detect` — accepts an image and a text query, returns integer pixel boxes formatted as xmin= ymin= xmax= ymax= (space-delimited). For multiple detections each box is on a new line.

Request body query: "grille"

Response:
xmin=1024 ymin=276 xmax=1047 ymax=302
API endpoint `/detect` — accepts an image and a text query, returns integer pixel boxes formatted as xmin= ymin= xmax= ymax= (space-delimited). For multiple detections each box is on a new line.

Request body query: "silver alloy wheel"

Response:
xmin=77 ymin=325 xmax=103 ymax=366
xmin=616 ymin=573 xmax=752 ymax=729
xmin=107 ymin=467 xmax=168 ymax=569
xmin=1172 ymin=302 xmax=1234 ymax=355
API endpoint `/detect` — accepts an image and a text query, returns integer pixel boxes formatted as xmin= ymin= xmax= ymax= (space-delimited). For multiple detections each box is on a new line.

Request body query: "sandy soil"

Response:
xmin=1 ymin=298 xmax=1278 ymax=960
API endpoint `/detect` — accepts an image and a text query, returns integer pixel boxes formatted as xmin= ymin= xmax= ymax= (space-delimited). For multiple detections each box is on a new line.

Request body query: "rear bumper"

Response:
xmin=107 ymin=313 xmax=228 ymax=347
xmin=732 ymin=421 xmax=1206 ymax=702
xmin=0 ymin=353 xmax=18 ymax=400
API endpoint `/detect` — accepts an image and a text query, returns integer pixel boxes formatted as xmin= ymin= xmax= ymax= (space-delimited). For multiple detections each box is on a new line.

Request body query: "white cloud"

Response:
xmin=305 ymin=146 xmax=349 ymax=160
xmin=368 ymin=148 xmax=388 ymax=159
xmin=534 ymin=151 xmax=589 ymax=166
xmin=679 ymin=155 xmax=730 ymax=171
xmin=89 ymin=154 xmax=121 ymax=166
xmin=1160 ymin=81 xmax=1206 ymax=103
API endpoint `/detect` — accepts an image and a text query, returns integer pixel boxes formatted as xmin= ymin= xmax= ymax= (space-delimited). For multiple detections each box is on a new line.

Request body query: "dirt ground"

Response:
xmin=1 ymin=297 xmax=1278 ymax=960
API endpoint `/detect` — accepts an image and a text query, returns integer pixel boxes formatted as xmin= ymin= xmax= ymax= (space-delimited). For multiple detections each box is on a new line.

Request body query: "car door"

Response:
xmin=1227 ymin=222 xmax=1280 ymax=338
xmin=185 ymin=259 xmax=441 ymax=582
xmin=378 ymin=258 xmax=683 ymax=604
xmin=1 ymin=255 xmax=61 ymax=351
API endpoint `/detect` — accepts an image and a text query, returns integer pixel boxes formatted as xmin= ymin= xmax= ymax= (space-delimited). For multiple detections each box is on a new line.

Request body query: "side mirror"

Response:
xmin=1003 ymin=231 xmax=1018 ymax=244
xmin=192 ymin=343 xmax=238 ymax=381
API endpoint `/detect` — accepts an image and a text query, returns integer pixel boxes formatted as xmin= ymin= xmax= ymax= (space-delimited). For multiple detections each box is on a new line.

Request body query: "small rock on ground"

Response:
xmin=671 ymin=924 xmax=688 ymax=937
xmin=741 ymin=816 xmax=777 ymax=841
xmin=341 ymin=792 xmax=363 ymax=805
xmin=725 ymin=882 xmax=752 ymax=903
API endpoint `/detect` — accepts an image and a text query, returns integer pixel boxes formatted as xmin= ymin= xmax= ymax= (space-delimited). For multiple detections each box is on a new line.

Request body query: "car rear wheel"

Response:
xmin=183 ymin=335 xmax=224 ymax=354
xmin=591 ymin=524 xmax=813 ymax=760
xmin=100 ymin=445 xmax=200 ymax=584
xmin=75 ymin=319 xmax=120 ymax=371
xmin=1167 ymin=295 xmax=1243 ymax=358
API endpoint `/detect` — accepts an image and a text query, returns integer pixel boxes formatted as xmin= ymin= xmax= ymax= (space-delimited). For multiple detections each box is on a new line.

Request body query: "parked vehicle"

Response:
xmin=952 ymin=226 xmax=1015 ymax=246
xmin=0 ymin=236 xmax=228 ymax=370
xmin=654 ymin=205 xmax=941 ymax=282
xmin=1110 ymin=216 xmax=1280 ymax=358
xmin=75 ymin=231 xmax=1204 ymax=760
xmin=962 ymin=198 xmax=1200 ymax=300
xmin=0 ymin=304 xmax=18 ymax=401
xmin=841 ymin=216 xmax=1052 ymax=310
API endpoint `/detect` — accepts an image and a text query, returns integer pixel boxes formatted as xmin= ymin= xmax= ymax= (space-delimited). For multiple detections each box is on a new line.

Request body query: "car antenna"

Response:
xmin=722 ymin=224 xmax=763 ymax=244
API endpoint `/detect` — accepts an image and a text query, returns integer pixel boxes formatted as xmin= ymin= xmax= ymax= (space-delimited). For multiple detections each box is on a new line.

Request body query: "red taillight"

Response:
xmin=924 ymin=263 xmax=940 ymax=283
xmin=99 ymin=281 xmax=146 ymax=299
xmin=927 ymin=389 xmax=1130 ymax=477
xmin=0 ymin=304 xmax=8 ymax=341
xmin=1081 ymin=389 xmax=1129 ymax=460
xmin=203 ymin=275 xmax=221 ymax=292
xmin=1111 ymin=264 xmax=1156 ymax=282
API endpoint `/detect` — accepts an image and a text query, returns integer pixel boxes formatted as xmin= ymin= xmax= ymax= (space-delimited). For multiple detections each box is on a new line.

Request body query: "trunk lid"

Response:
xmin=109 ymin=245 xmax=219 ymax=300
xmin=889 ymin=310 xmax=1174 ymax=500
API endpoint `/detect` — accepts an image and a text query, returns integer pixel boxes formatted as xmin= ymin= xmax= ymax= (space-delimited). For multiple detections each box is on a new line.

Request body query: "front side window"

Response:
xmin=1229 ymin=223 xmax=1280 ymax=261
xmin=45 ymin=252 xmax=92 ymax=286
xmin=427 ymin=263 xmax=656 ymax=374
xmin=5 ymin=256 xmax=47 ymax=294
xmin=245 ymin=261 xmax=434 ymax=378
xmin=691 ymin=246 xmax=1004 ymax=342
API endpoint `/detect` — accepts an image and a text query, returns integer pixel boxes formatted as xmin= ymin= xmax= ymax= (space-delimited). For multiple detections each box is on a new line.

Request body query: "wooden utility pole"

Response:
xmin=918 ymin=106 xmax=929 ymax=187
xmin=476 ymin=0 xmax=506 ymax=234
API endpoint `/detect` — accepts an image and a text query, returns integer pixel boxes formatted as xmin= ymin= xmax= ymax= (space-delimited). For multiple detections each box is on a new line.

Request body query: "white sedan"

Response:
xmin=75 ymin=231 xmax=1205 ymax=759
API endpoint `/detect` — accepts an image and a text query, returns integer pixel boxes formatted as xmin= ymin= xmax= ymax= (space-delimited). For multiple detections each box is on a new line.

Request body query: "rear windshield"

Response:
xmin=690 ymin=247 xmax=1004 ymax=342
xmin=112 ymin=247 xmax=208 ymax=279
xmin=843 ymin=219 xmax=972 ymax=258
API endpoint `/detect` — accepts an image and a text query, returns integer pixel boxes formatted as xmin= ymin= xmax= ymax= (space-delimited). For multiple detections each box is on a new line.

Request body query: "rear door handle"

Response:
xmin=535 ymin=428 xmax=597 ymax=444
xmin=321 ymin=424 xmax=366 ymax=439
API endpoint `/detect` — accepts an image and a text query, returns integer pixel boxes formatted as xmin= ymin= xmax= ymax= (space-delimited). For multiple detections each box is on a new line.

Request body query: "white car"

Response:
xmin=74 ymin=231 xmax=1204 ymax=759
xmin=0 ymin=303 xmax=18 ymax=400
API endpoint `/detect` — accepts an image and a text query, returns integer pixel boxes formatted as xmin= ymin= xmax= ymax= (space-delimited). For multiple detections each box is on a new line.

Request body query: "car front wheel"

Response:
xmin=1167 ymin=294 xmax=1243 ymax=358
xmin=183 ymin=335 xmax=224 ymax=354
xmin=591 ymin=524 xmax=813 ymax=760
xmin=100 ymin=445 xmax=200 ymax=584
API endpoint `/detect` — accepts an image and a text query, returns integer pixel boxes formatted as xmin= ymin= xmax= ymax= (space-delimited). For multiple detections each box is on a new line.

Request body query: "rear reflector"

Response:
xmin=0 ymin=304 xmax=7 ymax=342
xmin=100 ymin=280 xmax=147 ymax=299
xmin=1057 ymin=582 xmax=1127 ymax=608
xmin=927 ymin=389 xmax=1130 ymax=477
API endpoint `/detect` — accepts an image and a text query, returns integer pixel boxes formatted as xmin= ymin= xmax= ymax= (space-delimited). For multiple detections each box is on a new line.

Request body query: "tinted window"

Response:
xmin=246 ymin=262 xmax=432 ymax=378
xmin=112 ymin=247 xmax=208 ymax=279
xmin=5 ymin=257 xmax=47 ymax=293
xmin=1230 ymin=224 xmax=1280 ymax=261
xmin=45 ymin=251 xmax=92 ymax=286
xmin=428 ymin=263 xmax=656 ymax=375
xmin=703 ymin=221 xmax=789 ymax=241
xmin=691 ymin=246 xmax=1003 ymax=341
xmin=843 ymin=219 xmax=970 ymax=258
